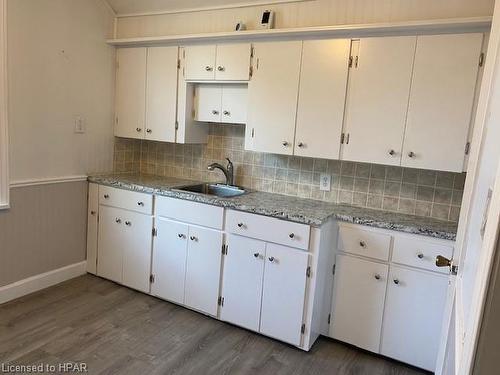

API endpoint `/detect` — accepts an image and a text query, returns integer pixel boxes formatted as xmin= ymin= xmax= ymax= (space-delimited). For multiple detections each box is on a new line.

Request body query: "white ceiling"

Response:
xmin=105 ymin=0 xmax=310 ymax=16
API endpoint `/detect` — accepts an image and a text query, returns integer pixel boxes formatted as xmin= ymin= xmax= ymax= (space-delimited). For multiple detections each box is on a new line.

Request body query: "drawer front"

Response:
xmin=392 ymin=235 xmax=454 ymax=274
xmin=99 ymin=185 xmax=153 ymax=214
xmin=338 ymin=225 xmax=391 ymax=261
xmin=226 ymin=210 xmax=310 ymax=250
xmin=155 ymin=196 xmax=224 ymax=230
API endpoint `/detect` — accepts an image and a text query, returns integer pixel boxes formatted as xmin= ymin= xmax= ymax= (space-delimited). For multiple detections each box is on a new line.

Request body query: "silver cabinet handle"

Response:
xmin=359 ymin=240 xmax=367 ymax=248
xmin=223 ymin=110 xmax=230 ymax=116
xmin=136 ymin=127 xmax=142 ymax=132
xmin=190 ymin=236 xmax=197 ymax=241
xmin=115 ymin=218 xmax=121 ymax=224
xmin=282 ymin=141 xmax=289 ymax=147
xmin=212 ymin=110 xmax=219 ymax=115
xmin=137 ymin=201 xmax=144 ymax=206
xmin=237 ymin=222 xmax=244 ymax=228
xmin=374 ymin=274 xmax=381 ymax=280
xmin=217 ymin=66 xmax=225 ymax=71
xmin=103 ymin=194 xmax=110 ymax=199
xmin=254 ymin=252 xmax=260 ymax=258
xmin=205 ymin=66 xmax=213 ymax=71
xmin=297 ymin=142 xmax=304 ymax=148
xmin=289 ymin=233 xmax=295 ymax=239
xmin=393 ymin=279 xmax=400 ymax=285
xmin=408 ymin=151 xmax=415 ymax=158
xmin=178 ymin=233 xmax=185 ymax=239
xmin=268 ymin=256 xmax=275 ymax=263
xmin=417 ymin=253 xmax=424 ymax=259
xmin=90 ymin=210 xmax=96 ymax=216
xmin=125 ymin=221 xmax=132 ymax=226
xmin=389 ymin=149 xmax=396 ymax=156
xmin=146 ymin=129 xmax=152 ymax=133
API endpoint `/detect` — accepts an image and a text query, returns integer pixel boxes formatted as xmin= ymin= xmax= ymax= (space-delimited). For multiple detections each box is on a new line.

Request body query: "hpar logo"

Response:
xmin=58 ymin=362 xmax=88 ymax=372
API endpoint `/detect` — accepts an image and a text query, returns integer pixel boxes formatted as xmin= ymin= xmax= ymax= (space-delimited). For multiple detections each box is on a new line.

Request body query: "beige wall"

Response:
xmin=115 ymin=0 xmax=495 ymax=38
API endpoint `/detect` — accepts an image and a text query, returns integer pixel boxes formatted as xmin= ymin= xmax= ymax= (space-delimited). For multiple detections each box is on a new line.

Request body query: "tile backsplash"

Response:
xmin=114 ymin=124 xmax=465 ymax=222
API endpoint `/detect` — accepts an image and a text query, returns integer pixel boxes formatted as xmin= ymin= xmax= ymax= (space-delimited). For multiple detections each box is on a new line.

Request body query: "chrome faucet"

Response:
xmin=208 ymin=158 xmax=234 ymax=186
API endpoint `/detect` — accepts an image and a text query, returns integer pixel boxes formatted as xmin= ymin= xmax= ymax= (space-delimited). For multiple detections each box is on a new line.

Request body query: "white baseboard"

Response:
xmin=0 ymin=261 xmax=87 ymax=305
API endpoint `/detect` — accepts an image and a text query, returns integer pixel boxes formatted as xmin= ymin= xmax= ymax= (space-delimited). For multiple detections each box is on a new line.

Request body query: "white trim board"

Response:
xmin=0 ymin=261 xmax=87 ymax=305
xmin=10 ymin=175 xmax=88 ymax=188
xmin=107 ymin=17 xmax=492 ymax=46
xmin=0 ymin=0 xmax=9 ymax=209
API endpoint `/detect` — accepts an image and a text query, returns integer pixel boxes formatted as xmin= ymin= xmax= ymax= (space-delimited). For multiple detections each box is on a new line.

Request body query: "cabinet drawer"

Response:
xmin=155 ymin=196 xmax=224 ymax=230
xmin=338 ymin=225 xmax=391 ymax=261
xmin=99 ymin=186 xmax=153 ymax=214
xmin=226 ymin=210 xmax=310 ymax=250
xmin=392 ymin=235 xmax=454 ymax=274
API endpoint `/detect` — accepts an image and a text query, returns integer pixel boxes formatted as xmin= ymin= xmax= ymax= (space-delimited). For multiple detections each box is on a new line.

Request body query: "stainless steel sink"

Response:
xmin=176 ymin=183 xmax=246 ymax=198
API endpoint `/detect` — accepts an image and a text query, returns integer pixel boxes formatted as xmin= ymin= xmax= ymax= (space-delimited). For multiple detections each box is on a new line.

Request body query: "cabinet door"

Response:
xmin=342 ymin=37 xmax=416 ymax=166
xmin=215 ymin=43 xmax=251 ymax=81
xmin=121 ymin=211 xmax=153 ymax=294
xmin=184 ymin=226 xmax=223 ymax=316
xmin=295 ymin=39 xmax=350 ymax=159
xmin=260 ymin=243 xmax=309 ymax=346
xmin=221 ymin=84 xmax=247 ymax=124
xmin=194 ymin=84 xmax=222 ymax=122
xmin=247 ymin=41 xmax=302 ymax=155
xmin=115 ymin=47 xmax=147 ymax=139
xmin=220 ymin=235 xmax=266 ymax=332
xmin=402 ymin=34 xmax=483 ymax=172
xmin=330 ymin=254 xmax=388 ymax=353
xmin=86 ymin=183 xmax=99 ymax=275
xmin=145 ymin=46 xmax=178 ymax=142
xmin=381 ymin=266 xmax=448 ymax=372
xmin=151 ymin=218 xmax=189 ymax=304
xmin=97 ymin=206 xmax=125 ymax=283
xmin=184 ymin=45 xmax=216 ymax=80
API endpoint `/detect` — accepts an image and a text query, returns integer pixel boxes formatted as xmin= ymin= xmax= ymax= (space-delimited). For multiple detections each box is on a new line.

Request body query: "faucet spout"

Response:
xmin=208 ymin=158 xmax=234 ymax=186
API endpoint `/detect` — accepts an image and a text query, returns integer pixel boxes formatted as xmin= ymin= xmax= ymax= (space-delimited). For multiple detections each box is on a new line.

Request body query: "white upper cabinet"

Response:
xmin=145 ymin=46 xmax=178 ymax=142
xmin=194 ymin=84 xmax=247 ymax=124
xmin=402 ymin=33 xmax=483 ymax=172
xmin=295 ymin=39 xmax=351 ymax=159
xmin=194 ymin=84 xmax=222 ymax=122
xmin=184 ymin=43 xmax=251 ymax=81
xmin=341 ymin=37 xmax=416 ymax=166
xmin=221 ymin=85 xmax=248 ymax=124
xmin=115 ymin=47 xmax=147 ymax=139
xmin=247 ymin=41 xmax=302 ymax=155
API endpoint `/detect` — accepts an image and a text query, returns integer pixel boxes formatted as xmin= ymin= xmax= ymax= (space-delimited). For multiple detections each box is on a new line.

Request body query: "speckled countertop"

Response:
xmin=88 ymin=173 xmax=458 ymax=241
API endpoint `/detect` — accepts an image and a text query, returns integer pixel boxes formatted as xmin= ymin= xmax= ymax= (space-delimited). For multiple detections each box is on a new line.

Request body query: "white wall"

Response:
xmin=115 ymin=0 xmax=494 ymax=38
xmin=8 ymin=0 xmax=116 ymax=182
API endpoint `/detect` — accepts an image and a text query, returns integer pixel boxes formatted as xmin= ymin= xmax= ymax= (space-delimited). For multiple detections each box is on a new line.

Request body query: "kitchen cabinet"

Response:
xmin=381 ymin=266 xmax=448 ymax=372
xmin=220 ymin=235 xmax=266 ymax=332
xmin=260 ymin=243 xmax=309 ymax=346
xmin=115 ymin=46 xmax=179 ymax=142
xmin=184 ymin=43 xmax=251 ymax=81
xmin=341 ymin=36 xmax=416 ymax=166
xmin=295 ymin=39 xmax=350 ymax=159
xmin=330 ymin=254 xmax=388 ymax=352
xmin=194 ymin=84 xmax=247 ymax=124
xmin=86 ymin=183 xmax=99 ymax=275
xmin=151 ymin=218 xmax=188 ymax=304
xmin=402 ymin=33 xmax=483 ymax=172
xmin=97 ymin=206 xmax=125 ymax=283
xmin=184 ymin=226 xmax=223 ymax=316
xmin=246 ymin=41 xmax=302 ymax=155
xmin=115 ymin=47 xmax=147 ymax=139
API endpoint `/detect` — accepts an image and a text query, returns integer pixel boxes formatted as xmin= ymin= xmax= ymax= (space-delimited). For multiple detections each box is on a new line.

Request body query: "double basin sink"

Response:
xmin=175 ymin=183 xmax=246 ymax=198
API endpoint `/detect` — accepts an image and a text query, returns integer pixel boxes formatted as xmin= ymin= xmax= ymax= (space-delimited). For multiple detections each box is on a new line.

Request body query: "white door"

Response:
xmin=121 ymin=211 xmax=153 ymax=293
xmin=115 ymin=47 xmax=147 ymax=139
xmin=402 ymin=34 xmax=483 ymax=172
xmin=86 ymin=183 xmax=99 ymax=275
xmin=330 ymin=254 xmax=388 ymax=353
xmin=145 ymin=46 xmax=178 ymax=142
xmin=194 ymin=84 xmax=222 ymax=122
xmin=295 ymin=39 xmax=350 ymax=159
xmin=220 ymin=235 xmax=266 ymax=332
xmin=221 ymin=84 xmax=247 ymax=124
xmin=215 ymin=43 xmax=251 ymax=81
xmin=184 ymin=226 xmax=223 ymax=316
xmin=260 ymin=243 xmax=309 ymax=346
xmin=97 ymin=206 xmax=124 ymax=283
xmin=341 ymin=37 xmax=416 ymax=166
xmin=381 ymin=266 xmax=448 ymax=371
xmin=184 ymin=45 xmax=216 ymax=80
xmin=151 ymin=218 xmax=189 ymax=304
xmin=247 ymin=41 xmax=302 ymax=155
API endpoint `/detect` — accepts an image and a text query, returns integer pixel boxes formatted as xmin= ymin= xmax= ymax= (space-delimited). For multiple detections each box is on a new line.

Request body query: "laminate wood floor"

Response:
xmin=0 ymin=275 xmax=428 ymax=375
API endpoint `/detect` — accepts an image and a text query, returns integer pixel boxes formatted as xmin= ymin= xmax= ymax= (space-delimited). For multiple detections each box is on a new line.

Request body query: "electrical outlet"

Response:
xmin=74 ymin=116 xmax=86 ymax=134
xmin=320 ymin=174 xmax=331 ymax=191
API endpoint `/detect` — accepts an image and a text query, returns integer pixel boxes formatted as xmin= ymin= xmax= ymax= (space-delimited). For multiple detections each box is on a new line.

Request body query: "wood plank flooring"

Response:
xmin=0 ymin=275 xmax=428 ymax=375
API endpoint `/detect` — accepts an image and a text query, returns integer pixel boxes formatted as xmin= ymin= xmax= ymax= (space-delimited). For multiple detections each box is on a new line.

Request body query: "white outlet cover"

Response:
xmin=320 ymin=173 xmax=331 ymax=191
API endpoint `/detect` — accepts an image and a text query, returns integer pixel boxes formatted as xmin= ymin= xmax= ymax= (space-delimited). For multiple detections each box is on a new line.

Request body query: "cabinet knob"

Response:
xmin=268 ymin=256 xmax=275 ymax=263
xmin=136 ymin=127 xmax=142 ymax=132
xmin=190 ymin=236 xmax=197 ymax=241
xmin=254 ymin=252 xmax=260 ymax=258
xmin=205 ymin=66 xmax=213 ymax=71
xmin=146 ymin=129 xmax=152 ymax=133
xmin=297 ymin=142 xmax=304 ymax=148
xmin=389 ymin=149 xmax=396 ymax=156
xmin=374 ymin=274 xmax=381 ymax=280
xmin=103 ymin=194 xmax=110 ymax=199
xmin=359 ymin=240 xmax=367 ymax=248
xmin=137 ymin=201 xmax=144 ymax=206
xmin=212 ymin=110 xmax=219 ymax=115
xmin=237 ymin=222 xmax=244 ymax=228
xmin=393 ymin=279 xmax=400 ymax=285
xmin=125 ymin=221 xmax=132 ymax=226
xmin=223 ymin=110 xmax=230 ymax=116
xmin=178 ymin=233 xmax=185 ymax=239
xmin=408 ymin=151 xmax=415 ymax=158
xmin=417 ymin=253 xmax=424 ymax=259
xmin=282 ymin=141 xmax=289 ymax=147
xmin=90 ymin=210 xmax=96 ymax=216
xmin=217 ymin=66 xmax=225 ymax=72
xmin=289 ymin=233 xmax=295 ymax=239
xmin=115 ymin=218 xmax=121 ymax=224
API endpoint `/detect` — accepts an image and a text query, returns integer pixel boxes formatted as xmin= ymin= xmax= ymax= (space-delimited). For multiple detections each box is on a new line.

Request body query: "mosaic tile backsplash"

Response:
xmin=114 ymin=124 xmax=465 ymax=222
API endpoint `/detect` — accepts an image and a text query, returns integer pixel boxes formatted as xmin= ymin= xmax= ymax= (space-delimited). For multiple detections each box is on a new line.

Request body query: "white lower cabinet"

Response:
xmin=97 ymin=206 xmax=125 ymax=283
xmin=381 ymin=266 xmax=448 ymax=372
xmin=260 ymin=243 xmax=309 ymax=346
xmin=330 ymin=254 xmax=388 ymax=352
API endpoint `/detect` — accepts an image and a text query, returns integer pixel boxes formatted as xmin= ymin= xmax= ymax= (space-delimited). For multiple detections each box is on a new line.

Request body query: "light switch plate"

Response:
xmin=74 ymin=116 xmax=86 ymax=134
xmin=320 ymin=173 xmax=331 ymax=191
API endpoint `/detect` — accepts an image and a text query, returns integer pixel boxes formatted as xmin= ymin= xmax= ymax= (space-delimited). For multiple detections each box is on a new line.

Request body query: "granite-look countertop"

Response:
xmin=88 ymin=173 xmax=458 ymax=241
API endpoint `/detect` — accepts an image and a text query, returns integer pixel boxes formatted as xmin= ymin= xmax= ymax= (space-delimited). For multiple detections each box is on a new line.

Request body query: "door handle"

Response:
xmin=436 ymin=255 xmax=458 ymax=275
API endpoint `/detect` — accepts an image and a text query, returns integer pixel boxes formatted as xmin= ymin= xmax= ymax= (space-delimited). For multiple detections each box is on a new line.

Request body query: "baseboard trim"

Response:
xmin=0 ymin=261 xmax=87 ymax=305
